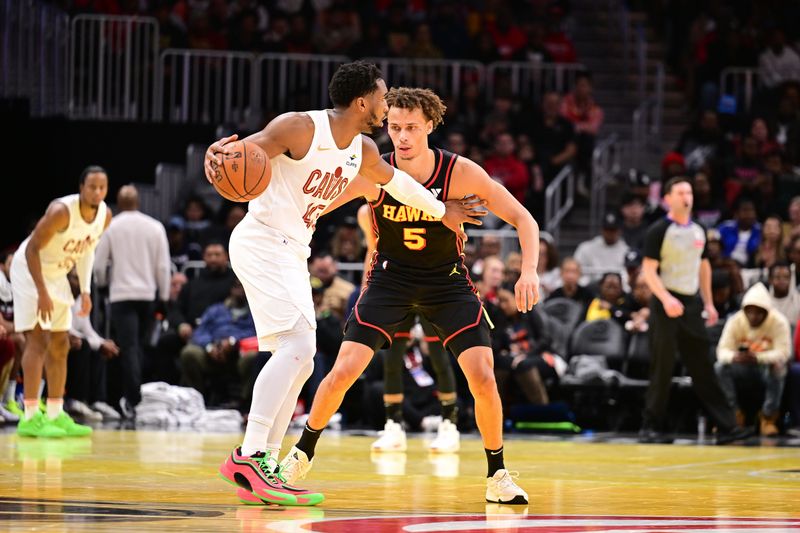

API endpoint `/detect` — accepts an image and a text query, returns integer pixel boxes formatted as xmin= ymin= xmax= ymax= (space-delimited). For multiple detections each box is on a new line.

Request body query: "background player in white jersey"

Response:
xmin=207 ymin=61 xmax=485 ymax=507
xmin=11 ymin=166 xmax=111 ymax=438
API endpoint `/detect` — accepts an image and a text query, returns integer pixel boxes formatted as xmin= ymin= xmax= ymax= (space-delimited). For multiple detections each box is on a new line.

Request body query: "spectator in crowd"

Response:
xmin=624 ymin=249 xmax=643 ymax=290
xmin=504 ymin=251 xmax=522 ymax=287
xmin=180 ymin=279 xmax=257 ymax=405
xmin=329 ymin=220 xmax=364 ymax=286
xmin=93 ymin=185 xmax=171 ymax=417
xmin=772 ymin=88 xmax=800 ymax=164
xmin=201 ymin=203 xmax=247 ymax=246
xmin=408 ymin=23 xmax=443 ymax=59
xmin=228 ymin=9 xmax=265 ymax=52
xmin=783 ymin=197 xmax=800 ymax=246
xmin=725 ymin=135 xmax=766 ymax=210
xmin=585 ymin=272 xmax=626 ymax=322
xmin=263 ymin=13 xmax=290 ymax=53
xmin=661 ymin=152 xmax=687 ymax=182
xmin=548 ymin=257 xmax=594 ymax=310
xmin=716 ymin=282 xmax=791 ymax=437
xmin=429 ymin=1 xmax=470 ymax=59
xmin=543 ymin=4 xmax=577 ymax=63
xmin=187 ymin=10 xmax=227 ymax=50
xmin=758 ymin=28 xmax=800 ymax=90
xmin=537 ymin=233 xmax=561 ymax=299
xmin=314 ymin=4 xmax=361 ymax=56
xmin=677 ymin=109 xmax=731 ymax=174
xmin=718 ymin=197 xmax=762 ymax=267
xmin=154 ymin=0 xmax=188 ymax=50
xmin=622 ymin=275 xmax=652 ymax=333
xmin=755 ymin=216 xmax=786 ymax=269
xmin=559 ymin=70 xmax=604 ymax=192
xmin=749 ymin=117 xmax=782 ymax=157
xmin=574 ymin=212 xmax=628 ymax=285
xmin=166 ymin=216 xmax=191 ymax=270
xmin=626 ymin=168 xmax=665 ymax=224
xmin=692 ymin=170 xmax=725 ymax=229
xmin=706 ymin=229 xmax=745 ymax=298
xmin=491 ymin=287 xmax=556 ymax=407
xmin=445 ymin=131 xmax=469 ymax=156
xmin=515 ymin=21 xmax=553 ymax=63
xmin=0 ymin=251 xmax=22 ymax=423
xmin=471 ymin=235 xmax=501 ymax=276
xmin=620 ymin=193 xmax=648 ymax=251
xmin=65 ymin=271 xmax=120 ymax=422
xmin=483 ymin=133 xmax=530 ymax=205
xmin=153 ymin=241 xmax=236 ymax=383
xmin=178 ymin=195 xmax=213 ymax=257
xmin=767 ymin=261 xmax=800 ymax=325
xmin=285 ymin=14 xmax=313 ymax=54
xmin=790 ymin=326 xmax=800 ymax=436
xmin=486 ymin=8 xmax=526 ymax=60
xmin=712 ymin=270 xmax=741 ymax=320
xmin=476 ymin=255 xmax=505 ymax=306
xmin=308 ymin=253 xmax=355 ymax=322
xmin=531 ymin=92 xmax=577 ymax=183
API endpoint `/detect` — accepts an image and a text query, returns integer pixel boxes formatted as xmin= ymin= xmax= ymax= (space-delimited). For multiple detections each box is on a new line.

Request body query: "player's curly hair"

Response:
xmin=328 ymin=61 xmax=383 ymax=108
xmin=385 ymin=87 xmax=447 ymax=130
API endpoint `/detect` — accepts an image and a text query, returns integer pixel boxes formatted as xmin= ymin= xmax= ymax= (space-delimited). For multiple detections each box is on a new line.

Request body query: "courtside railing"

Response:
xmin=486 ymin=61 xmax=585 ymax=103
xmin=590 ymin=134 xmax=623 ymax=235
xmin=720 ymin=67 xmax=758 ymax=113
xmin=544 ymin=165 xmax=575 ymax=244
xmin=256 ymin=53 xmax=348 ymax=117
xmin=68 ymin=15 xmax=159 ymax=120
xmin=158 ymin=49 xmax=257 ymax=125
xmin=365 ymin=57 xmax=484 ymax=101
xmin=1 ymin=0 xmax=69 ymax=116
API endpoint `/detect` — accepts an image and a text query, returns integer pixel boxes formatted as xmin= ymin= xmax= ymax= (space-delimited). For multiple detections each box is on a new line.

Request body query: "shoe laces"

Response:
xmin=252 ymin=452 xmax=281 ymax=481
xmin=278 ymin=451 xmax=307 ymax=483
xmin=495 ymin=470 xmax=521 ymax=490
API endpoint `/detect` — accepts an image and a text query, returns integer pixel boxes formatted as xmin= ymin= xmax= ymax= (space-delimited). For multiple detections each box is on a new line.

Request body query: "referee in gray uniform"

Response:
xmin=640 ymin=176 xmax=753 ymax=444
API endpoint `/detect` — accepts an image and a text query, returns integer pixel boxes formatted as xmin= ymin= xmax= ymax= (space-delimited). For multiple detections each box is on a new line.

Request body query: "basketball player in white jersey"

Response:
xmin=208 ymin=61 xmax=485 ymax=506
xmin=11 ymin=166 xmax=111 ymax=438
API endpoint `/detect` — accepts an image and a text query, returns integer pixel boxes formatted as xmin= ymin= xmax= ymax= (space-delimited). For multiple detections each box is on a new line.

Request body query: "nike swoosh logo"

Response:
xmin=490 ymin=449 xmax=503 ymax=455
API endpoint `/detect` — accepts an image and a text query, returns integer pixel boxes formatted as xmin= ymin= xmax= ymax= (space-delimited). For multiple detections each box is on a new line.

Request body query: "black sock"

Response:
xmin=385 ymin=402 xmax=403 ymax=424
xmin=296 ymin=423 xmax=324 ymax=460
xmin=485 ymin=446 xmax=505 ymax=477
xmin=441 ymin=399 xmax=458 ymax=424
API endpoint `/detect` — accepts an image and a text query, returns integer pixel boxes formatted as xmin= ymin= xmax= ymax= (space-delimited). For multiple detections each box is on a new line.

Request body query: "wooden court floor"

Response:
xmin=1 ymin=428 xmax=799 ymax=532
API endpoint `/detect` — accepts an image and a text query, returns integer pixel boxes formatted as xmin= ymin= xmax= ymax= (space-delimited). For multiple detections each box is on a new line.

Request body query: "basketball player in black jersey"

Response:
xmin=279 ymin=88 xmax=540 ymax=504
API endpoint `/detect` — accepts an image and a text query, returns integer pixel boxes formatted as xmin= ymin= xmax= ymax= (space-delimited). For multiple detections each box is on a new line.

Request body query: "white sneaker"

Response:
xmin=486 ymin=469 xmax=528 ymax=505
xmin=428 ymin=419 xmax=460 ymax=453
xmin=371 ymin=419 xmax=407 ymax=452
xmin=370 ymin=450 xmax=407 ymax=476
xmin=0 ymin=403 xmax=19 ymax=423
xmin=421 ymin=415 xmax=442 ymax=433
xmin=67 ymin=400 xmax=103 ymax=422
xmin=278 ymin=445 xmax=313 ymax=485
xmin=118 ymin=397 xmax=135 ymax=419
xmin=91 ymin=401 xmax=121 ymax=421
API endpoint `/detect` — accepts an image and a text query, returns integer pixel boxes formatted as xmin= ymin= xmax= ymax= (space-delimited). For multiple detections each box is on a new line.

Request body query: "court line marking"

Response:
xmin=647 ymin=454 xmax=789 ymax=472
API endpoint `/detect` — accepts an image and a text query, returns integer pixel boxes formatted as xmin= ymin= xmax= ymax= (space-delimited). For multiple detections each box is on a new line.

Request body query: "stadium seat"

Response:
xmin=624 ymin=331 xmax=650 ymax=379
xmin=542 ymin=298 xmax=584 ymax=332
xmin=568 ymin=319 xmax=626 ymax=369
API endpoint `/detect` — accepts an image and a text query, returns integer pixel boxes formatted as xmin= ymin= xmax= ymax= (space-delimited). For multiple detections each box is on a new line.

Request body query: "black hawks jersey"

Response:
xmin=369 ymin=148 xmax=462 ymax=269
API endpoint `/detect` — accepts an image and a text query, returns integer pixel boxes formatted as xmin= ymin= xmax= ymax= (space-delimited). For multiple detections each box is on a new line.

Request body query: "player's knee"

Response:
xmin=299 ymin=359 xmax=315 ymax=381
xmin=279 ymin=330 xmax=316 ymax=364
xmin=465 ymin=367 xmax=497 ymax=398
xmin=328 ymin=363 xmax=359 ymax=392
xmin=50 ymin=334 xmax=70 ymax=356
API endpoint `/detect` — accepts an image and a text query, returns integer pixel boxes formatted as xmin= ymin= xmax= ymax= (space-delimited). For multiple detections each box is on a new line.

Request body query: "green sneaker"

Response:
xmin=39 ymin=399 xmax=46 ymax=413
xmin=5 ymin=400 xmax=23 ymax=418
xmin=17 ymin=412 xmax=67 ymax=438
xmin=50 ymin=412 xmax=93 ymax=437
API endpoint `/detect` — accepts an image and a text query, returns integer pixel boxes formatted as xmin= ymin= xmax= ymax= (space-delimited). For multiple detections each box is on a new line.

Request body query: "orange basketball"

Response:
xmin=211 ymin=140 xmax=271 ymax=202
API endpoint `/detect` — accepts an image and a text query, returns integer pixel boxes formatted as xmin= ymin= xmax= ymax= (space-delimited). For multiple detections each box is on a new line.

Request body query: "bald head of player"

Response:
xmin=117 ymin=184 xmax=139 ymax=212
xmin=385 ymin=87 xmax=447 ymax=160
xmin=328 ymin=60 xmax=388 ymax=135
xmin=78 ymin=165 xmax=109 ymax=210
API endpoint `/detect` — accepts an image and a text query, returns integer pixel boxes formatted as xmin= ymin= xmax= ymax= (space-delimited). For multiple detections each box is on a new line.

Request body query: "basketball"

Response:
xmin=212 ymin=140 xmax=271 ymax=202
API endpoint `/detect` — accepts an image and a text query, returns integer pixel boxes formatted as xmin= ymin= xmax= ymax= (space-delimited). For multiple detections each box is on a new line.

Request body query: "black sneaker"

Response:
xmin=715 ymin=426 xmax=755 ymax=445
xmin=638 ymin=426 xmax=674 ymax=444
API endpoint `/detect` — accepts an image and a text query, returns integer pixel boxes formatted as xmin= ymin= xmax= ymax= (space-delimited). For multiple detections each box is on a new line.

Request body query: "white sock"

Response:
xmin=46 ymin=398 xmax=63 ymax=420
xmin=241 ymin=327 xmax=316 ymax=457
xmin=24 ymin=399 xmax=39 ymax=421
xmin=266 ymin=360 xmax=314 ymax=453
xmin=4 ymin=380 xmax=16 ymax=403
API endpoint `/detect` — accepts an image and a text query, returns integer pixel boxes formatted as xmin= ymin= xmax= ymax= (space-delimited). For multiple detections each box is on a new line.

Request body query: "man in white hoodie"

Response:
xmin=716 ymin=282 xmax=791 ymax=437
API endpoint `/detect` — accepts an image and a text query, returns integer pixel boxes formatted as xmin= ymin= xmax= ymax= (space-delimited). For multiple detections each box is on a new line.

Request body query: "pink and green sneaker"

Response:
xmin=236 ymin=487 xmax=266 ymax=505
xmin=219 ymin=447 xmax=324 ymax=506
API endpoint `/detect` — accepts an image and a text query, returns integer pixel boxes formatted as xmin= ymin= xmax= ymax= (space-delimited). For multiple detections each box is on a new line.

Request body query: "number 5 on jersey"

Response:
xmin=403 ymin=228 xmax=427 ymax=250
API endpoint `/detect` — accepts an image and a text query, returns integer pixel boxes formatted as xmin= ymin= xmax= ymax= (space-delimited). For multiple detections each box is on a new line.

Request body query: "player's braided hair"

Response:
xmin=385 ymin=87 xmax=447 ymax=130
xmin=328 ymin=61 xmax=383 ymax=107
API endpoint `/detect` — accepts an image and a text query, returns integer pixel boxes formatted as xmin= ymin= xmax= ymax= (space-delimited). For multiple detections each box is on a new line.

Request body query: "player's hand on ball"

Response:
xmin=37 ymin=290 xmax=54 ymax=323
xmin=442 ymin=194 xmax=488 ymax=242
xmin=515 ymin=270 xmax=540 ymax=312
xmin=204 ymin=133 xmax=239 ymax=183
xmin=78 ymin=293 xmax=92 ymax=317
xmin=662 ymin=295 xmax=684 ymax=318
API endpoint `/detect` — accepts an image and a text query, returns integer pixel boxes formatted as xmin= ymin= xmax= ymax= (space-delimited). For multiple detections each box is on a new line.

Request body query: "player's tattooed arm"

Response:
xmin=203 ymin=112 xmax=314 ymax=183
xmin=449 ymin=158 xmax=541 ymax=311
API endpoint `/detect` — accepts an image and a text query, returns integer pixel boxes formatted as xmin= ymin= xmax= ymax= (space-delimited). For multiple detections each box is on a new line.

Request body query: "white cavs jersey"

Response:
xmin=11 ymin=194 xmax=107 ymax=331
xmin=230 ymin=110 xmax=364 ymax=346
xmin=247 ymin=110 xmax=363 ymax=249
